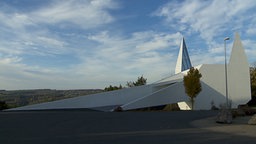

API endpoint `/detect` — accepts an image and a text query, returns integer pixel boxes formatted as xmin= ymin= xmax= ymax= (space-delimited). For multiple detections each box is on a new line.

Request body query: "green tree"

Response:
xmin=127 ymin=75 xmax=147 ymax=87
xmin=250 ymin=66 xmax=256 ymax=97
xmin=183 ymin=67 xmax=202 ymax=110
xmin=104 ymin=75 xmax=147 ymax=91
xmin=104 ymin=84 xmax=123 ymax=91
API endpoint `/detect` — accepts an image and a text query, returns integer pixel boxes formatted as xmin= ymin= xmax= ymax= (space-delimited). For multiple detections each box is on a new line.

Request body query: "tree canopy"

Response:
xmin=104 ymin=75 xmax=147 ymax=91
xmin=250 ymin=66 xmax=256 ymax=97
xmin=127 ymin=75 xmax=147 ymax=87
xmin=104 ymin=85 xmax=123 ymax=91
xmin=183 ymin=67 xmax=202 ymax=110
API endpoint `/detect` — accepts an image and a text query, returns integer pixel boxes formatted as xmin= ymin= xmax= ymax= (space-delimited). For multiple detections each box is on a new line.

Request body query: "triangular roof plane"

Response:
xmin=175 ymin=37 xmax=192 ymax=74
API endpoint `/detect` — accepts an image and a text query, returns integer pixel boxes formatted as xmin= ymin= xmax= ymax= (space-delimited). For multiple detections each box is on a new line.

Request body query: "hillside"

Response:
xmin=0 ymin=89 xmax=103 ymax=108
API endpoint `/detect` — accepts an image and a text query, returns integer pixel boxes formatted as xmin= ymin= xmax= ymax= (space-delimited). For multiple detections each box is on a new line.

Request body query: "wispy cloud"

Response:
xmin=155 ymin=0 xmax=256 ymax=43
xmin=0 ymin=0 xmax=120 ymax=89
xmin=154 ymin=0 xmax=256 ymax=65
xmin=32 ymin=0 xmax=119 ymax=29
xmin=77 ymin=31 xmax=182 ymax=85
xmin=0 ymin=0 xmax=255 ymax=90
xmin=0 ymin=0 xmax=119 ymax=67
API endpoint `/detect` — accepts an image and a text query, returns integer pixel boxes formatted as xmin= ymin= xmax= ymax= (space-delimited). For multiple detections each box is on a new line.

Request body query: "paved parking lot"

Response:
xmin=0 ymin=110 xmax=255 ymax=144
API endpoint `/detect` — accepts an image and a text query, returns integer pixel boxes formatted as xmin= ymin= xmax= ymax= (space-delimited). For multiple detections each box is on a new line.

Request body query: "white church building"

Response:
xmin=9 ymin=33 xmax=251 ymax=111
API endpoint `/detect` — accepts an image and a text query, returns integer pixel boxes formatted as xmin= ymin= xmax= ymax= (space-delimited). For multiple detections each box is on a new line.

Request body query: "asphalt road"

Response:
xmin=0 ymin=110 xmax=255 ymax=144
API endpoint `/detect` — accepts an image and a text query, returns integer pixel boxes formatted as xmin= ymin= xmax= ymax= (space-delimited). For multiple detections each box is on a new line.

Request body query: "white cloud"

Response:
xmin=0 ymin=56 xmax=22 ymax=65
xmin=0 ymin=29 xmax=182 ymax=89
xmin=0 ymin=12 xmax=34 ymax=29
xmin=0 ymin=28 xmax=69 ymax=57
xmin=242 ymin=39 xmax=256 ymax=63
xmin=37 ymin=36 xmax=65 ymax=47
xmin=32 ymin=0 xmax=118 ymax=29
xmin=0 ymin=0 xmax=119 ymax=57
xmin=0 ymin=0 xmax=122 ymax=89
xmin=135 ymin=32 xmax=181 ymax=53
xmin=1 ymin=0 xmax=255 ymax=90
xmin=153 ymin=0 xmax=256 ymax=66
xmin=155 ymin=0 xmax=256 ymax=45
xmin=0 ymin=0 xmax=118 ymax=30
xmin=74 ymin=31 xmax=182 ymax=85
xmin=246 ymin=28 xmax=256 ymax=35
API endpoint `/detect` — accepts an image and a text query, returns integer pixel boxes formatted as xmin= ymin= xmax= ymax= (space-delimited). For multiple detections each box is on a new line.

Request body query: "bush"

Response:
xmin=0 ymin=101 xmax=8 ymax=110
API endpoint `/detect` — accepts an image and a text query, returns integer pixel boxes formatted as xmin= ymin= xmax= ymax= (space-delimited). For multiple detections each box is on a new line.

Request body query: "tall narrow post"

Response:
xmin=224 ymin=37 xmax=230 ymax=108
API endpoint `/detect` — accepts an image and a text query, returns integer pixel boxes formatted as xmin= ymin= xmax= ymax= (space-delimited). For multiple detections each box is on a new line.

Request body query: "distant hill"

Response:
xmin=0 ymin=89 xmax=103 ymax=108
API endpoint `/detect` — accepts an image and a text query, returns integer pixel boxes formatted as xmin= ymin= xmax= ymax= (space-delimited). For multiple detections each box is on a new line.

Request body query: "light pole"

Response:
xmin=224 ymin=37 xmax=230 ymax=109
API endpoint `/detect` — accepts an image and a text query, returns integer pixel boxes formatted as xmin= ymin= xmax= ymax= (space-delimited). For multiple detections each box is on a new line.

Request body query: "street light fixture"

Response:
xmin=224 ymin=37 xmax=230 ymax=108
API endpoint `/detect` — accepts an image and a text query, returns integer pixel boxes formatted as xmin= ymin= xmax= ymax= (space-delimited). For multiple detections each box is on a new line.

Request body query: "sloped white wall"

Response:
xmin=121 ymin=82 xmax=189 ymax=110
xmin=228 ymin=33 xmax=251 ymax=106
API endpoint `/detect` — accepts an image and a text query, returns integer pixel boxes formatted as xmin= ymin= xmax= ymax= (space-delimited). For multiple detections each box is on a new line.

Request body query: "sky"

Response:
xmin=0 ymin=0 xmax=256 ymax=90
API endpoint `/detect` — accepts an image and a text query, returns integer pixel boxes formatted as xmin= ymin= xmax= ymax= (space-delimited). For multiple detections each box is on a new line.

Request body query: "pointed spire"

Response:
xmin=175 ymin=37 xmax=192 ymax=74
xmin=229 ymin=32 xmax=248 ymax=66
xmin=227 ymin=33 xmax=251 ymax=106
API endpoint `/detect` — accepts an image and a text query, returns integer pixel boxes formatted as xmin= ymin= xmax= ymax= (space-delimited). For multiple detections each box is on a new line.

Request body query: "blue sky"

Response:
xmin=0 ymin=0 xmax=256 ymax=90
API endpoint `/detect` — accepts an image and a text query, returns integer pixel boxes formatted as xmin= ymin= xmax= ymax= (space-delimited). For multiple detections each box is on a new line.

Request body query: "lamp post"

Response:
xmin=224 ymin=37 xmax=230 ymax=109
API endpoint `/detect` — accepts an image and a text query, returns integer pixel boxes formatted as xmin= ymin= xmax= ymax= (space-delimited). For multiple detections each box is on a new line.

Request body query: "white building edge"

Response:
xmin=9 ymin=33 xmax=251 ymax=111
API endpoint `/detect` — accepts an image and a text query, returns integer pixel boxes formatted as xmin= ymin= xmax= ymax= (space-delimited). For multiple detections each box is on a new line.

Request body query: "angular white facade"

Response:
xmin=228 ymin=33 xmax=251 ymax=106
xmin=9 ymin=33 xmax=251 ymax=111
